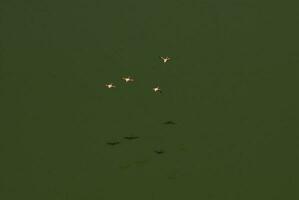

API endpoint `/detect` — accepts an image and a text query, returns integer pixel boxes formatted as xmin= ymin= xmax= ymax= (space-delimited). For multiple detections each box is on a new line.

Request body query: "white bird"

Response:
xmin=160 ymin=56 xmax=171 ymax=63
xmin=105 ymin=83 xmax=116 ymax=88
xmin=153 ymin=86 xmax=162 ymax=93
xmin=122 ymin=76 xmax=134 ymax=83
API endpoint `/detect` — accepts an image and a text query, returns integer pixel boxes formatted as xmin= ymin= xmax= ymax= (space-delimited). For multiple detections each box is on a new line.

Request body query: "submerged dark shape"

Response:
xmin=154 ymin=150 xmax=164 ymax=154
xmin=106 ymin=141 xmax=120 ymax=146
xmin=163 ymin=120 xmax=176 ymax=125
xmin=123 ymin=136 xmax=139 ymax=140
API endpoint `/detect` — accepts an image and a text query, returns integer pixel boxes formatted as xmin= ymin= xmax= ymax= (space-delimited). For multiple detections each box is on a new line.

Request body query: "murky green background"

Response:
xmin=1 ymin=0 xmax=298 ymax=199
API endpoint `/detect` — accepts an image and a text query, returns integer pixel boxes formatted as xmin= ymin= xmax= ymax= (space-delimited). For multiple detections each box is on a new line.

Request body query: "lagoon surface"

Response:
xmin=1 ymin=0 xmax=298 ymax=199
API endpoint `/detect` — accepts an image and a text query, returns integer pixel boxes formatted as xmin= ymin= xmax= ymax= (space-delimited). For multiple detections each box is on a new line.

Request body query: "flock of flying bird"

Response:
xmin=104 ymin=56 xmax=171 ymax=93
xmin=105 ymin=56 xmax=174 ymax=154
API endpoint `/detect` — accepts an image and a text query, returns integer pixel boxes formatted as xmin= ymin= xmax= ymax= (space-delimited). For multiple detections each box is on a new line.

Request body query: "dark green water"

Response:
xmin=1 ymin=0 xmax=298 ymax=199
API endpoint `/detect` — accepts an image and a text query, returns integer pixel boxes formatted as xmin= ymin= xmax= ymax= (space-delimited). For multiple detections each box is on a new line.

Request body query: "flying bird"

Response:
xmin=153 ymin=86 xmax=162 ymax=93
xmin=160 ymin=56 xmax=171 ymax=63
xmin=122 ymin=76 xmax=134 ymax=83
xmin=105 ymin=83 xmax=116 ymax=89
xmin=123 ymin=136 xmax=139 ymax=140
xmin=106 ymin=141 xmax=120 ymax=146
